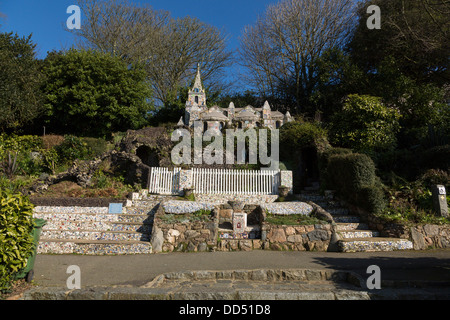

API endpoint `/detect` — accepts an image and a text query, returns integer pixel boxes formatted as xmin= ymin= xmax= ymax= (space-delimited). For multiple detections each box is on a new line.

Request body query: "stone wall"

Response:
xmin=193 ymin=194 xmax=278 ymax=205
xmin=348 ymin=202 xmax=450 ymax=250
xmin=262 ymin=223 xmax=332 ymax=251
xmin=151 ymin=205 xmax=218 ymax=253
xmin=372 ymin=220 xmax=450 ymax=250
xmin=215 ymin=224 xmax=332 ymax=252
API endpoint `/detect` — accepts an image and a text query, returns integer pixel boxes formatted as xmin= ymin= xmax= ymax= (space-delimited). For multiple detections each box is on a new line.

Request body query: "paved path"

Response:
xmin=33 ymin=249 xmax=450 ymax=288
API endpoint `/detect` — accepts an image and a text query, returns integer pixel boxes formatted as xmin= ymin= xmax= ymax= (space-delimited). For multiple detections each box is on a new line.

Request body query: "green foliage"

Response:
xmin=0 ymin=134 xmax=44 ymax=177
xmin=55 ymin=135 xmax=92 ymax=164
xmin=81 ymin=137 xmax=110 ymax=157
xmin=0 ymin=32 xmax=44 ymax=132
xmin=0 ymin=190 xmax=35 ymax=291
xmin=0 ymin=134 xmax=43 ymax=157
xmin=161 ymin=211 xmax=211 ymax=224
xmin=327 ymin=153 xmax=376 ymax=193
xmin=192 ymin=209 xmax=212 ymax=217
xmin=418 ymin=169 xmax=450 ymax=188
xmin=324 ymin=152 xmax=387 ymax=214
xmin=318 ymin=147 xmax=353 ymax=190
xmin=148 ymin=86 xmax=189 ymax=126
xmin=329 ymin=94 xmax=400 ymax=154
xmin=40 ymin=148 xmax=59 ymax=174
xmin=377 ymin=175 xmax=450 ymax=225
xmin=280 ymin=121 xmax=328 ymax=153
xmin=311 ymin=47 xmax=368 ymax=120
xmin=42 ymin=49 xmax=153 ymax=137
xmin=355 ymin=185 xmax=387 ymax=216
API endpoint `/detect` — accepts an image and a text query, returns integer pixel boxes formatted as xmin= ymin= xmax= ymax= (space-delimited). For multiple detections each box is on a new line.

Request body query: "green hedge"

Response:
xmin=327 ymin=153 xmax=376 ymax=193
xmin=318 ymin=147 xmax=352 ymax=190
xmin=322 ymin=150 xmax=386 ymax=214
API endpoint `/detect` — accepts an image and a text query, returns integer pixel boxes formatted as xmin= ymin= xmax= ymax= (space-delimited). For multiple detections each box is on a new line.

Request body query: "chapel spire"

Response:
xmin=186 ymin=63 xmax=207 ymax=108
xmin=192 ymin=63 xmax=203 ymax=91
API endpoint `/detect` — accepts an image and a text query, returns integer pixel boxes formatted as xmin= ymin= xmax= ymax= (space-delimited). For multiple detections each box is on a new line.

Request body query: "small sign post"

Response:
xmin=432 ymin=185 xmax=448 ymax=218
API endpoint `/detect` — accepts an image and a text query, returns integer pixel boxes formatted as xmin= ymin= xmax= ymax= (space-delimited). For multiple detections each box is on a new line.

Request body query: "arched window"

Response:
xmin=195 ymin=96 xmax=199 ymax=104
xmin=276 ymin=121 xmax=281 ymax=129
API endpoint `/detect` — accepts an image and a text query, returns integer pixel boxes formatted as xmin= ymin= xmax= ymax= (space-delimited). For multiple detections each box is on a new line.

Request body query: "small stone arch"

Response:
xmin=136 ymin=145 xmax=160 ymax=167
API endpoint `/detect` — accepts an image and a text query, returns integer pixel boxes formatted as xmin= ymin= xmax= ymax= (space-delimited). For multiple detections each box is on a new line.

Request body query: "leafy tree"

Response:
xmin=311 ymin=48 xmax=368 ymax=120
xmin=42 ymin=49 xmax=153 ymax=137
xmin=329 ymin=94 xmax=401 ymax=154
xmin=0 ymin=32 xmax=44 ymax=132
xmin=149 ymin=86 xmax=188 ymax=126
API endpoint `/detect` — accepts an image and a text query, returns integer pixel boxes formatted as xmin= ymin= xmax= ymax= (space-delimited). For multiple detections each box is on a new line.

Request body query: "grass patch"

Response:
xmin=265 ymin=213 xmax=328 ymax=226
xmin=160 ymin=210 xmax=212 ymax=224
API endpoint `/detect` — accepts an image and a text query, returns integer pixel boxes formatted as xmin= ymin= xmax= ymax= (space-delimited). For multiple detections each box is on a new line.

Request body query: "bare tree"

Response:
xmin=0 ymin=12 xmax=6 ymax=28
xmin=72 ymin=0 xmax=169 ymax=61
xmin=239 ymin=0 xmax=357 ymax=113
xmin=71 ymin=0 xmax=233 ymax=106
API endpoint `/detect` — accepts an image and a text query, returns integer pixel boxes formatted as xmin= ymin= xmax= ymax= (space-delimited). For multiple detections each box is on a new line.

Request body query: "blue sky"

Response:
xmin=0 ymin=0 xmax=278 ymax=59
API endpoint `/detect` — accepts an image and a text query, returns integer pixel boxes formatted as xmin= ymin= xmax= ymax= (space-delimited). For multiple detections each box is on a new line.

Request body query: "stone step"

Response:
xmin=41 ymin=229 xmax=150 ymax=242
xmin=338 ymin=238 xmax=413 ymax=253
xmin=124 ymin=206 xmax=159 ymax=215
xmin=314 ymin=200 xmax=346 ymax=209
xmin=304 ymin=185 xmax=320 ymax=191
xmin=34 ymin=206 xmax=109 ymax=214
xmin=333 ymin=215 xmax=361 ymax=223
xmin=296 ymin=194 xmax=325 ymax=202
xmin=34 ymin=212 xmax=119 ymax=222
xmin=37 ymin=239 xmax=152 ymax=255
xmin=34 ymin=212 xmax=154 ymax=224
xmin=326 ymin=207 xmax=350 ymax=215
xmin=337 ymin=230 xmax=380 ymax=239
xmin=40 ymin=219 xmax=152 ymax=233
xmin=335 ymin=223 xmax=369 ymax=231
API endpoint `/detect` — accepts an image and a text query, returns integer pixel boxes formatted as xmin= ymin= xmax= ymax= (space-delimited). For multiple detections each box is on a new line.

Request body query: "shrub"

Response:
xmin=355 ymin=185 xmax=387 ymax=215
xmin=329 ymin=94 xmax=400 ymax=153
xmin=41 ymin=148 xmax=59 ymax=174
xmin=324 ymin=151 xmax=387 ymax=214
xmin=82 ymin=137 xmax=110 ymax=157
xmin=318 ymin=147 xmax=352 ymax=189
xmin=280 ymin=120 xmax=329 ymax=154
xmin=419 ymin=169 xmax=450 ymax=188
xmin=41 ymin=135 xmax=65 ymax=150
xmin=0 ymin=134 xmax=42 ymax=156
xmin=55 ymin=135 xmax=92 ymax=164
xmin=327 ymin=153 xmax=376 ymax=194
xmin=0 ymin=190 xmax=35 ymax=292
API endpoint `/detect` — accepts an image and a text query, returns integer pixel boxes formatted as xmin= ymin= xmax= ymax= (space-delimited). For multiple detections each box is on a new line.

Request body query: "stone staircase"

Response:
xmin=298 ymin=186 xmax=413 ymax=252
xmin=33 ymin=198 xmax=162 ymax=255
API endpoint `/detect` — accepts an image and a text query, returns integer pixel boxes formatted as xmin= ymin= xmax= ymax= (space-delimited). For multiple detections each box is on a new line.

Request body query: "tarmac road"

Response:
xmin=33 ymin=249 xmax=450 ymax=288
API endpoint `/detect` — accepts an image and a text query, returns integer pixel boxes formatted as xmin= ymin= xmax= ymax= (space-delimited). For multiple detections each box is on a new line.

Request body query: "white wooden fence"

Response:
xmin=149 ymin=167 xmax=280 ymax=195
xmin=148 ymin=167 xmax=181 ymax=195
xmin=191 ymin=168 xmax=279 ymax=195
